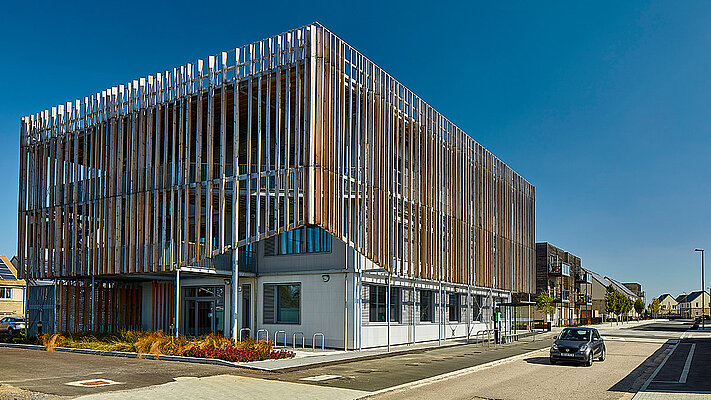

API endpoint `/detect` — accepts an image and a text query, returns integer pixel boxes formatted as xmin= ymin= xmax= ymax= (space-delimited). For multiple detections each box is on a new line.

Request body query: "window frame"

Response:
xmin=275 ymin=283 xmax=301 ymax=324
xmin=420 ymin=290 xmax=435 ymax=323
xmin=448 ymin=292 xmax=460 ymax=322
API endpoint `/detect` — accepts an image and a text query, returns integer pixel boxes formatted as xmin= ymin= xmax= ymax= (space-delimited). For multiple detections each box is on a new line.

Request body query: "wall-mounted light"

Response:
xmin=322 ymin=274 xmax=330 ymax=282
xmin=224 ymin=279 xmax=231 ymax=286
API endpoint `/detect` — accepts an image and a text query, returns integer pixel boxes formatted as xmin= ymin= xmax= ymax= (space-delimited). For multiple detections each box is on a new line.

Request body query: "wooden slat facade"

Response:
xmin=18 ymin=23 xmax=535 ymax=294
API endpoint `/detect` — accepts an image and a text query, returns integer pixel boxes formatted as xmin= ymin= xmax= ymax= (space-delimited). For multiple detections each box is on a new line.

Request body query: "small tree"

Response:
xmin=634 ymin=298 xmax=644 ymax=318
xmin=605 ymin=286 xmax=619 ymax=324
xmin=535 ymin=291 xmax=555 ymax=324
xmin=621 ymin=296 xmax=633 ymax=323
xmin=650 ymin=298 xmax=661 ymax=318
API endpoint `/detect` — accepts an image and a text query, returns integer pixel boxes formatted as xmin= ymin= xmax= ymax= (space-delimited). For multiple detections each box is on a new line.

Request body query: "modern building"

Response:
xmin=534 ymin=243 xmax=591 ymax=326
xmin=18 ymin=23 xmax=536 ymax=349
xmin=677 ymin=291 xmax=710 ymax=318
xmin=655 ymin=293 xmax=678 ymax=317
xmin=623 ymin=282 xmax=644 ymax=302
xmin=0 ymin=256 xmax=25 ymax=317
xmin=606 ymin=277 xmax=641 ymax=318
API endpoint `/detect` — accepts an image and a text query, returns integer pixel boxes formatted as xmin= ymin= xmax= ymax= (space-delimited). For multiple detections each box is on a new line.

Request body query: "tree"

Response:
xmin=634 ymin=298 xmax=644 ymax=317
xmin=536 ymin=291 xmax=556 ymax=323
xmin=605 ymin=286 xmax=619 ymax=324
xmin=650 ymin=298 xmax=661 ymax=318
xmin=620 ymin=296 xmax=633 ymax=322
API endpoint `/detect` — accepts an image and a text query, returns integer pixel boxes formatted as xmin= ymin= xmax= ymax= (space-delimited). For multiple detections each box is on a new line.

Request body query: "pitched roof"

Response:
xmin=681 ymin=290 xmax=709 ymax=303
xmin=676 ymin=294 xmax=689 ymax=303
xmin=657 ymin=293 xmax=676 ymax=303
xmin=586 ymin=269 xmax=610 ymax=287
xmin=606 ymin=276 xmax=638 ymax=297
xmin=0 ymin=256 xmax=18 ymax=281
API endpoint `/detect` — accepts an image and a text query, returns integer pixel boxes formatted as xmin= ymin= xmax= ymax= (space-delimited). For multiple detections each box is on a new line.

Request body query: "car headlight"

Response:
xmin=579 ymin=344 xmax=589 ymax=352
xmin=551 ymin=344 xmax=558 ymax=351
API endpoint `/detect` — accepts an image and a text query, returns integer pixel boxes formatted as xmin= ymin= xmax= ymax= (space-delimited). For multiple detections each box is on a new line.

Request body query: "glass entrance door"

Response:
xmin=197 ymin=301 xmax=214 ymax=336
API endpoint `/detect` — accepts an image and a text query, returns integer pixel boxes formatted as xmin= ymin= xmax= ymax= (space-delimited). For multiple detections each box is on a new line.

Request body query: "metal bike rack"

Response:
xmin=474 ymin=329 xmax=494 ymax=348
xmin=292 ymin=332 xmax=305 ymax=349
xmin=239 ymin=328 xmax=251 ymax=341
xmin=274 ymin=330 xmax=287 ymax=347
xmin=312 ymin=332 xmax=324 ymax=350
xmin=256 ymin=329 xmax=269 ymax=342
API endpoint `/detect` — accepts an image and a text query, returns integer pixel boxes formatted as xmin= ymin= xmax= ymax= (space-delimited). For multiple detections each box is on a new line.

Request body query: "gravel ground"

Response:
xmin=0 ymin=384 xmax=65 ymax=400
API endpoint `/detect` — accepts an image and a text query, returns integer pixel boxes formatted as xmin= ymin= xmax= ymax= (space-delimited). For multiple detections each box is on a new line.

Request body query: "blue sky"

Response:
xmin=1 ymin=1 xmax=709 ymax=301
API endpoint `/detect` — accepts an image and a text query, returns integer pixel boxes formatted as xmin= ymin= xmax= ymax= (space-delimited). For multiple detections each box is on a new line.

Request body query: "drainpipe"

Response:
xmin=412 ymin=278 xmax=416 ymax=345
xmin=387 ymin=272 xmax=391 ymax=352
xmin=344 ymin=244 xmax=348 ymax=351
xmin=175 ymin=268 xmax=180 ymax=337
xmin=91 ymin=276 xmax=95 ymax=331
xmin=231 ymin=248 xmax=239 ymax=341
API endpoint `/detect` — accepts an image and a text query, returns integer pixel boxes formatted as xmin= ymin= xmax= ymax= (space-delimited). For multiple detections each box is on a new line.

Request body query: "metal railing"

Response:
xmin=312 ymin=333 xmax=324 ymax=350
xmin=239 ymin=328 xmax=251 ymax=341
xmin=274 ymin=330 xmax=287 ymax=347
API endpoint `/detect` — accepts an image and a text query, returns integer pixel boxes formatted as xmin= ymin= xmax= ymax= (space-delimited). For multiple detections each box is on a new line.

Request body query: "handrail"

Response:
xmin=256 ymin=329 xmax=269 ymax=342
xmin=239 ymin=328 xmax=251 ymax=341
xmin=312 ymin=332 xmax=324 ymax=350
xmin=274 ymin=330 xmax=287 ymax=347
xmin=292 ymin=331 xmax=305 ymax=349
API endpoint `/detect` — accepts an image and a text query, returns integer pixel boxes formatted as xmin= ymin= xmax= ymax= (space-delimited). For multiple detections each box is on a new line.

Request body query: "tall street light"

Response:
xmin=695 ymin=249 xmax=705 ymax=330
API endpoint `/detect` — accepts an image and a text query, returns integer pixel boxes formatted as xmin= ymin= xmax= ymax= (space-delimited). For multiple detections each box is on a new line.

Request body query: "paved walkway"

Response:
xmin=74 ymin=375 xmax=368 ymax=400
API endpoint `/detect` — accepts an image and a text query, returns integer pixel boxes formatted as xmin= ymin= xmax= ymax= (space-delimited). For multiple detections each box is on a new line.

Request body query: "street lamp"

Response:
xmin=695 ymin=249 xmax=705 ymax=330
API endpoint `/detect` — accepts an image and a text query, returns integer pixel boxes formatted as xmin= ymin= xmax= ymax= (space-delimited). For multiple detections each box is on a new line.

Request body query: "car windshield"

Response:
xmin=559 ymin=329 xmax=590 ymax=341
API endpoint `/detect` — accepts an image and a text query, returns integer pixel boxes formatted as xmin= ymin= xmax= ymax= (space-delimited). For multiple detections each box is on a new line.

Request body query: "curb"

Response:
xmin=359 ymin=346 xmax=550 ymax=398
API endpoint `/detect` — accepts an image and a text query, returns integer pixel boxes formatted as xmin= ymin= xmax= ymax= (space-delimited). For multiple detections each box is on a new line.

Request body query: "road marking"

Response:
xmin=359 ymin=346 xmax=551 ymax=399
xmin=65 ymin=379 xmax=122 ymax=387
xmin=679 ymin=343 xmax=695 ymax=384
xmin=300 ymin=375 xmax=342 ymax=382
xmin=639 ymin=341 xmax=678 ymax=392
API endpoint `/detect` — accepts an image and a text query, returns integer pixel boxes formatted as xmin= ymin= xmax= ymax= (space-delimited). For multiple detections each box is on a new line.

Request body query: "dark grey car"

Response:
xmin=549 ymin=327 xmax=605 ymax=366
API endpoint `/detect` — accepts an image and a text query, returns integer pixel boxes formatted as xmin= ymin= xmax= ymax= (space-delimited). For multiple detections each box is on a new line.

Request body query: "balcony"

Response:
xmin=553 ymin=290 xmax=571 ymax=303
xmin=549 ymin=263 xmax=571 ymax=277
xmin=575 ymin=270 xmax=592 ymax=283
xmin=576 ymin=293 xmax=592 ymax=305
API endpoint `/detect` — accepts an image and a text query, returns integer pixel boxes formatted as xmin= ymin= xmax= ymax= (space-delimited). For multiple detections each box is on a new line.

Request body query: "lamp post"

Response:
xmin=695 ymin=249 xmax=705 ymax=330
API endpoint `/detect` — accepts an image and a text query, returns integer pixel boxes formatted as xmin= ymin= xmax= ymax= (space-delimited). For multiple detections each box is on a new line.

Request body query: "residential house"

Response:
xmin=0 ymin=256 xmax=25 ymax=317
xmin=677 ymin=291 xmax=710 ymax=318
xmin=656 ymin=293 xmax=678 ymax=317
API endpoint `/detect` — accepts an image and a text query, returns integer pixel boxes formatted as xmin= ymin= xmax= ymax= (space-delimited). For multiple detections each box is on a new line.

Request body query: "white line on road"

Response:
xmin=679 ymin=343 xmax=695 ymax=384
xmin=639 ymin=342 xmax=678 ymax=392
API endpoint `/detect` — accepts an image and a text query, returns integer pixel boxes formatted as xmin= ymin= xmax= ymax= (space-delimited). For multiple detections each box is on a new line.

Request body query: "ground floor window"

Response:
xmin=369 ymin=285 xmax=400 ymax=323
xmin=448 ymin=292 xmax=460 ymax=321
xmin=0 ymin=288 xmax=10 ymax=299
xmin=263 ymin=283 xmax=301 ymax=324
xmin=420 ymin=290 xmax=435 ymax=322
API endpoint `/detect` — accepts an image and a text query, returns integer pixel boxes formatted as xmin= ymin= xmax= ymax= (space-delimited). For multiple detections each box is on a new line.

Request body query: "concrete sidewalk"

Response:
xmin=74 ymin=375 xmax=368 ymax=400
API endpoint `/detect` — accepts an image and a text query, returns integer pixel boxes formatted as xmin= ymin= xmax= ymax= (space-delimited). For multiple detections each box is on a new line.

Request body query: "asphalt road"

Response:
xmin=372 ymin=340 xmax=666 ymax=400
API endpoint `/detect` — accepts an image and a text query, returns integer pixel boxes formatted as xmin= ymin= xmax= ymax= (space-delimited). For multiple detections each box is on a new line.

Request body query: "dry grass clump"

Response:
xmin=38 ymin=330 xmax=294 ymax=362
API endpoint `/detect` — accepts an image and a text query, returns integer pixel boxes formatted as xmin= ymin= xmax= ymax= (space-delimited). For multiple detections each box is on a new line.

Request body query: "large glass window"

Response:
xmin=420 ymin=290 xmax=434 ymax=322
xmin=277 ymin=284 xmax=301 ymax=324
xmin=265 ymin=226 xmax=332 ymax=256
xmin=448 ymin=292 xmax=460 ymax=321
xmin=0 ymin=288 xmax=11 ymax=299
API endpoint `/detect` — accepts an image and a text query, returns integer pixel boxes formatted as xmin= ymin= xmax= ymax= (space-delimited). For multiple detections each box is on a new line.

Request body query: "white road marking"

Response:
xmin=679 ymin=343 xmax=695 ymax=384
xmin=300 ymin=375 xmax=342 ymax=382
xmin=639 ymin=341 xmax=678 ymax=392
xmin=65 ymin=379 xmax=123 ymax=387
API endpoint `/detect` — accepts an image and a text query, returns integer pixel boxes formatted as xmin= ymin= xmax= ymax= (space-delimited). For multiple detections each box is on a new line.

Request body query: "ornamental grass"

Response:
xmin=38 ymin=331 xmax=294 ymax=362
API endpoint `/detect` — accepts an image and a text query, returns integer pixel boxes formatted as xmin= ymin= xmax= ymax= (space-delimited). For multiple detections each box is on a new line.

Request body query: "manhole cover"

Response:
xmin=66 ymin=379 xmax=122 ymax=387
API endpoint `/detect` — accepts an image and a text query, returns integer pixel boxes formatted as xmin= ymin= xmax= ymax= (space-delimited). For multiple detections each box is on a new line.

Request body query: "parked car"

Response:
xmin=0 ymin=316 xmax=25 ymax=335
xmin=550 ymin=327 xmax=605 ymax=366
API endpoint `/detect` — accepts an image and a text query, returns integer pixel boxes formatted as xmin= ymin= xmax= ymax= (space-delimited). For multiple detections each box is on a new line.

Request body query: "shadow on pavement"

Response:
xmin=523 ymin=356 xmax=586 ymax=367
xmin=607 ymin=341 xmax=669 ymax=394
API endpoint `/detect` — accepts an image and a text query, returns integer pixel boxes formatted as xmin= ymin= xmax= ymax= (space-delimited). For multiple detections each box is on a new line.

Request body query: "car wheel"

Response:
xmin=549 ymin=358 xmax=556 ymax=365
xmin=7 ymin=327 xmax=14 ymax=336
xmin=599 ymin=347 xmax=606 ymax=362
xmin=586 ymin=355 xmax=593 ymax=367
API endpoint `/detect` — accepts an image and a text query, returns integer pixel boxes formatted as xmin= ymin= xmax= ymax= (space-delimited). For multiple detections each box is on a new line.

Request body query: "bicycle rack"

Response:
xmin=256 ymin=329 xmax=269 ymax=342
xmin=312 ymin=332 xmax=324 ymax=350
xmin=274 ymin=330 xmax=287 ymax=347
xmin=292 ymin=332 xmax=305 ymax=349
xmin=239 ymin=328 xmax=251 ymax=341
